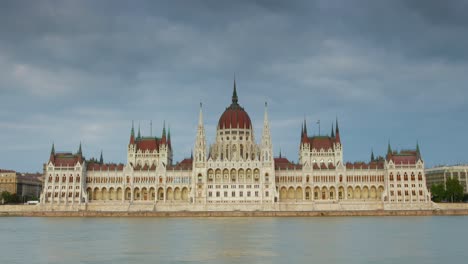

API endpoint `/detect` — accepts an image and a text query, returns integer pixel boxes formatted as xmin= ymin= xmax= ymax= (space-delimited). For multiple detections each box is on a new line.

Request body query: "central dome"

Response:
xmin=218 ymin=81 xmax=252 ymax=130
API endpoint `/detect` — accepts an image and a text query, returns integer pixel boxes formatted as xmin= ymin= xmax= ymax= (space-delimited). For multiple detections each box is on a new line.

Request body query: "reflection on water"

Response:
xmin=0 ymin=216 xmax=467 ymax=264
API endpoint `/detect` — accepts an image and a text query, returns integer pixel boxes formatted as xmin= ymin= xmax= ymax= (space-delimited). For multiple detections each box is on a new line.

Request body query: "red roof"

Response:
xmin=274 ymin=157 xmax=302 ymax=170
xmin=136 ymin=137 xmax=161 ymax=151
xmin=167 ymin=158 xmax=193 ymax=170
xmin=391 ymin=155 xmax=417 ymax=165
xmin=303 ymin=136 xmax=335 ymax=150
xmin=218 ymin=105 xmax=252 ymax=130
xmin=51 ymin=153 xmax=83 ymax=166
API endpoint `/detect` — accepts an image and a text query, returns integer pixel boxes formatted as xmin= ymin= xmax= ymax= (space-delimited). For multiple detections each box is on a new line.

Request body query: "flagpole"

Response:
xmin=317 ymin=120 xmax=320 ymax=136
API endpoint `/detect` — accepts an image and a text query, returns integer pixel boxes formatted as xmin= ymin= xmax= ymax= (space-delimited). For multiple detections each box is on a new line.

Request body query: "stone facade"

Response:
xmin=40 ymin=82 xmax=431 ymax=210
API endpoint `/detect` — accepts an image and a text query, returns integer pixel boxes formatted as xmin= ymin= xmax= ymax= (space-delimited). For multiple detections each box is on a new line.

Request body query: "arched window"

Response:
xmin=240 ymin=144 xmax=244 ymax=158
xmin=389 ymin=173 xmax=394 ymax=181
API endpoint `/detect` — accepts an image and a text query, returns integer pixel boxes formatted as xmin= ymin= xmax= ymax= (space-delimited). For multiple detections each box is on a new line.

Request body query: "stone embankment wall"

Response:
xmin=1 ymin=202 xmax=468 ymax=217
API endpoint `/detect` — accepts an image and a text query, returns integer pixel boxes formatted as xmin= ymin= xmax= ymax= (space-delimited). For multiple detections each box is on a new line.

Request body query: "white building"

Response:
xmin=40 ymin=82 xmax=431 ymax=210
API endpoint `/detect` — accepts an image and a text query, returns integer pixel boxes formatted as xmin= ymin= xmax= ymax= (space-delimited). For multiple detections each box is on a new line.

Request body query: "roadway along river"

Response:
xmin=1 ymin=216 xmax=467 ymax=263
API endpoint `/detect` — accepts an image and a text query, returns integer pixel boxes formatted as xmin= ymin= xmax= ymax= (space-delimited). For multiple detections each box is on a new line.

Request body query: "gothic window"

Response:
xmin=404 ymin=173 xmax=408 ymax=181
xmin=390 ymin=173 xmax=394 ymax=181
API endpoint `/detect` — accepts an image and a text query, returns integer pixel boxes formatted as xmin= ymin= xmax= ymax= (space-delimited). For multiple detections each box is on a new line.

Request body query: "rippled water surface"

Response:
xmin=1 ymin=216 xmax=467 ymax=264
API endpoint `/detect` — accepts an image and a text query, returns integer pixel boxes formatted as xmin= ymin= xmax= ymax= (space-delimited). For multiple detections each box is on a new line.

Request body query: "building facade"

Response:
xmin=426 ymin=165 xmax=468 ymax=194
xmin=40 ymin=83 xmax=431 ymax=209
xmin=1 ymin=169 xmax=42 ymax=200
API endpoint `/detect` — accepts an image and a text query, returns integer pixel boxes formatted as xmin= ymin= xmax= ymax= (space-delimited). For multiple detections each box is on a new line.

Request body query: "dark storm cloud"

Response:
xmin=1 ymin=0 xmax=468 ymax=171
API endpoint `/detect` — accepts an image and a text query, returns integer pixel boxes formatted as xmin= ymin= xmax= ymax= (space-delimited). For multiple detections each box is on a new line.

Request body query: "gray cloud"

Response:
xmin=1 ymin=0 xmax=468 ymax=171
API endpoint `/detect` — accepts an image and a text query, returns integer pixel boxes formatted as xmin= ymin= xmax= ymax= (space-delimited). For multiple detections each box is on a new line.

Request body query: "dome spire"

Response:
xmin=232 ymin=77 xmax=238 ymax=105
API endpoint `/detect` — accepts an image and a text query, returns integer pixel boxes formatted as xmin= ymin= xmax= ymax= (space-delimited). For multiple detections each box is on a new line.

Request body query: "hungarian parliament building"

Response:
xmin=40 ymin=82 xmax=431 ymax=210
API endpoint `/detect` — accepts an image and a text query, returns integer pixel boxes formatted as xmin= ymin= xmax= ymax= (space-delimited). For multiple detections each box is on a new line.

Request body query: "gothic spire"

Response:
xmin=198 ymin=102 xmax=204 ymax=127
xmin=387 ymin=141 xmax=392 ymax=155
xmin=168 ymin=125 xmax=171 ymax=141
xmin=130 ymin=121 xmax=135 ymax=144
xmin=232 ymin=78 xmax=238 ymax=105
xmin=335 ymin=117 xmax=341 ymax=143
xmin=335 ymin=117 xmax=340 ymax=134
xmin=137 ymin=123 xmax=141 ymax=138
xmin=99 ymin=150 xmax=103 ymax=164
xmin=303 ymin=119 xmax=308 ymax=136
xmin=301 ymin=122 xmax=304 ymax=139
xmin=77 ymin=142 xmax=82 ymax=155
xmin=371 ymin=149 xmax=375 ymax=162
xmin=416 ymin=141 xmax=421 ymax=157
xmin=331 ymin=123 xmax=335 ymax=138
xmin=162 ymin=121 xmax=167 ymax=144
xmin=51 ymin=142 xmax=55 ymax=155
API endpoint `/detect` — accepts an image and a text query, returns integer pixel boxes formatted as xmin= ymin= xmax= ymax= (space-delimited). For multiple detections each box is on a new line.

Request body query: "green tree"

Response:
xmin=445 ymin=178 xmax=464 ymax=203
xmin=1 ymin=191 xmax=20 ymax=204
xmin=431 ymin=184 xmax=446 ymax=202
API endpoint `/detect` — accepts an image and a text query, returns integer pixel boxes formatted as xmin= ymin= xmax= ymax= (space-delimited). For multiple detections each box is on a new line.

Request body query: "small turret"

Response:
xmin=100 ymin=150 xmax=103 ymax=164
xmin=371 ymin=149 xmax=375 ymax=162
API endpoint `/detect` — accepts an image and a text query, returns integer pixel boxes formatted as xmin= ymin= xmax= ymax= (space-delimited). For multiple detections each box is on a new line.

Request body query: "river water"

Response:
xmin=0 ymin=216 xmax=467 ymax=264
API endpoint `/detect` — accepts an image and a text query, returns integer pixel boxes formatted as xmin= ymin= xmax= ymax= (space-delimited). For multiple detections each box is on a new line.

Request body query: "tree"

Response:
xmin=431 ymin=183 xmax=446 ymax=202
xmin=0 ymin=191 xmax=20 ymax=204
xmin=445 ymin=178 xmax=464 ymax=203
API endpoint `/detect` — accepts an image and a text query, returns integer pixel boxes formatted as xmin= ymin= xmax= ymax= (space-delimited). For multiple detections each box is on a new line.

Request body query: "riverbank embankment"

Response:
xmin=1 ymin=203 xmax=468 ymax=217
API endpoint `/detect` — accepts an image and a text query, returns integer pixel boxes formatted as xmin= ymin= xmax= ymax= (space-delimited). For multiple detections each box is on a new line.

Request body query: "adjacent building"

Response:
xmin=0 ymin=169 xmax=42 ymax=201
xmin=40 ymin=82 xmax=431 ymax=209
xmin=426 ymin=165 xmax=468 ymax=193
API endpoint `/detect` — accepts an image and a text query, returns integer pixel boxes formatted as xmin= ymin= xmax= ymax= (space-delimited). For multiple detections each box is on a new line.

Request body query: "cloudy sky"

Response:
xmin=1 ymin=0 xmax=467 ymax=172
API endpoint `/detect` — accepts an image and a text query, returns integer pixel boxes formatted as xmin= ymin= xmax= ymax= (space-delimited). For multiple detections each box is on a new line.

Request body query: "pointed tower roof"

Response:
xmin=198 ymin=102 xmax=204 ymax=127
xmin=218 ymin=80 xmax=252 ymax=130
xmin=387 ymin=141 xmax=392 ymax=155
xmin=99 ymin=150 xmax=103 ymax=164
xmin=49 ymin=142 xmax=55 ymax=162
xmin=232 ymin=78 xmax=238 ymax=105
xmin=303 ymin=119 xmax=308 ymax=136
xmin=335 ymin=117 xmax=341 ymax=143
xmin=416 ymin=141 xmax=421 ymax=158
xmin=371 ymin=149 xmax=375 ymax=162
xmin=77 ymin=142 xmax=82 ymax=155
xmin=130 ymin=121 xmax=135 ymax=144
xmin=301 ymin=123 xmax=304 ymax=139
xmin=167 ymin=125 xmax=172 ymax=149
xmin=137 ymin=123 xmax=141 ymax=139
xmin=161 ymin=121 xmax=167 ymax=144
xmin=331 ymin=123 xmax=335 ymax=138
